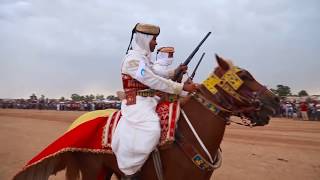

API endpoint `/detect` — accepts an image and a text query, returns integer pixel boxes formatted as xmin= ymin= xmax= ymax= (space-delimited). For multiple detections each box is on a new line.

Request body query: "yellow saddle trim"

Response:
xmin=67 ymin=109 xmax=118 ymax=132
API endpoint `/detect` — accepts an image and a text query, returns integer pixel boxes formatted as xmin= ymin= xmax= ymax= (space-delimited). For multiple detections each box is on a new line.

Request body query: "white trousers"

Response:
xmin=301 ymin=111 xmax=309 ymax=120
xmin=111 ymin=96 xmax=161 ymax=175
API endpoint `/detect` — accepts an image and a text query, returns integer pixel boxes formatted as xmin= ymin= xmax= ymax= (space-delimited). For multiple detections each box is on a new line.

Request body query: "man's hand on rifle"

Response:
xmin=174 ymin=64 xmax=188 ymax=76
xmin=184 ymin=78 xmax=193 ymax=84
xmin=183 ymin=80 xmax=198 ymax=93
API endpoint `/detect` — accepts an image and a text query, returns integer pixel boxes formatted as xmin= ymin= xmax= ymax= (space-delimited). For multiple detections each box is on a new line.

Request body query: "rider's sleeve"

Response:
xmin=167 ymin=69 xmax=175 ymax=79
xmin=152 ymin=64 xmax=175 ymax=79
xmin=122 ymin=59 xmax=183 ymax=95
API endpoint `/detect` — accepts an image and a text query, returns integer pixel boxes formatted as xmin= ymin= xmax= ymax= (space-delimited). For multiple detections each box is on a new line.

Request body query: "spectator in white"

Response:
xmin=91 ymin=103 xmax=95 ymax=111
xmin=286 ymin=102 xmax=293 ymax=118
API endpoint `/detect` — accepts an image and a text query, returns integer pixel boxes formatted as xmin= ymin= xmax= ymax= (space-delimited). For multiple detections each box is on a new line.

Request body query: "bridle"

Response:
xmin=195 ymin=65 xmax=269 ymax=124
xmin=176 ymin=64 xmax=270 ymax=172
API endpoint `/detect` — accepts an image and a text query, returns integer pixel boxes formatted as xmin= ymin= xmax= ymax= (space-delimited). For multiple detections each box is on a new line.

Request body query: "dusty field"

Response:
xmin=1 ymin=109 xmax=320 ymax=180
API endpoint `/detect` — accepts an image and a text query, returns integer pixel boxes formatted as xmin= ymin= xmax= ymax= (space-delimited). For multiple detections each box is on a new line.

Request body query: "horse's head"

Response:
xmin=198 ymin=54 xmax=280 ymax=126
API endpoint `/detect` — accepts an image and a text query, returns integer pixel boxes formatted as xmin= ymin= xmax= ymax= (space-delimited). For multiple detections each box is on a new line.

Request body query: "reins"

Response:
xmin=177 ymin=64 xmax=268 ymax=171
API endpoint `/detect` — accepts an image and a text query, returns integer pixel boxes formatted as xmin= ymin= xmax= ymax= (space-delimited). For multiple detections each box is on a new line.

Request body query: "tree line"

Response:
xmin=270 ymin=85 xmax=309 ymax=97
xmin=25 ymin=85 xmax=313 ymax=102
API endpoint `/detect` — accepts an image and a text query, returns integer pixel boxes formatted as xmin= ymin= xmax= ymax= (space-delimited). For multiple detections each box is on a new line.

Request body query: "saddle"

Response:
xmin=102 ymin=101 xmax=180 ymax=152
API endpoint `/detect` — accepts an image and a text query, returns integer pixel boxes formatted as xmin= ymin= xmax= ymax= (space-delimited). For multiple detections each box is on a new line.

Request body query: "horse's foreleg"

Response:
xmin=81 ymin=167 xmax=116 ymax=180
xmin=64 ymin=152 xmax=80 ymax=180
xmin=103 ymin=169 xmax=114 ymax=180
xmin=78 ymin=153 xmax=106 ymax=180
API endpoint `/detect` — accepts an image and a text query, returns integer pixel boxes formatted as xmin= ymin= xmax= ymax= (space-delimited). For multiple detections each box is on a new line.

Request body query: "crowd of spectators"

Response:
xmin=0 ymin=98 xmax=121 ymax=111
xmin=278 ymin=100 xmax=320 ymax=121
xmin=2 ymin=96 xmax=320 ymax=121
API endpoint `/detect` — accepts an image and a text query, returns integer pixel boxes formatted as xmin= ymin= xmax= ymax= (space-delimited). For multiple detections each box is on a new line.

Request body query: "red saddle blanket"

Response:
xmin=15 ymin=102 xmax=180 ymax=175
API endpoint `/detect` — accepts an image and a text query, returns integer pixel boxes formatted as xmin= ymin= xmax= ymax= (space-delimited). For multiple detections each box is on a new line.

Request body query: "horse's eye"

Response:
xmin=239 ymin=71 xmax=254 ymax=81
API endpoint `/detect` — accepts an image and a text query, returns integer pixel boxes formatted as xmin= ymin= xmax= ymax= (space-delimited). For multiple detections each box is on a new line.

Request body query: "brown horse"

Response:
xmin=14 ymin=55 xmax=279 ymax=180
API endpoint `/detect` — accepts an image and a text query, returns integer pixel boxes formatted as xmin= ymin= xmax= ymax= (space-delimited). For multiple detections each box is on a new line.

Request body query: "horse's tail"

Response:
xmin=14 ymin=152 xmax=82 ymax=180
xmin=13 ymin=153 xmax=63 ymax=180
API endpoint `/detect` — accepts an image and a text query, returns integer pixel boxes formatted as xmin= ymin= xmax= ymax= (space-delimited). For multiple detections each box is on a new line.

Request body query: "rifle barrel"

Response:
xmin=173 ymin=32 xmax=212 ymax=82
xmin=190 ymin=52 xmax=205 ymax=80
xmin=182 ymin=32 xmax=211 ymax=66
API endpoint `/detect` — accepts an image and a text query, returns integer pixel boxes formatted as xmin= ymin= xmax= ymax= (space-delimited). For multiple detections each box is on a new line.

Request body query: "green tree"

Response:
xmin=107 ymin=95 xmax=115 ymax=100
xmin=84 ymin=95 xmax=89 ymax=101
xmin=83 ymin=94 xmax=95 ymax=101
xmin=89 ymin=94 xmax=95 ymax=101
xmin=39 ymin=94 xmax=45 ymax=103
xmin=60 ymin=97 xmax=65 ymax=101
xmin=298 ymin=90 xmax=308 ymax=97
xmin=107 ymin=95 xmax=120 ymax=101
xmin=30 ymin=93 xmax=37 ymax=100
xmin=274 ymin=85 xmax=292 ymax=97
xmin=71 ymin=94 xmax=81 ymax=101
xmin=95 ymin=94 xmax=105 ymax=100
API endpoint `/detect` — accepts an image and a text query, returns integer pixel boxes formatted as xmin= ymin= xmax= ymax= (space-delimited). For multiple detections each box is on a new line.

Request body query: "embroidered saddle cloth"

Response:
xmin=15 ymin=102 xmax=180 ymax=178
xmin=102 ymin=101 xmax=180 ymax=150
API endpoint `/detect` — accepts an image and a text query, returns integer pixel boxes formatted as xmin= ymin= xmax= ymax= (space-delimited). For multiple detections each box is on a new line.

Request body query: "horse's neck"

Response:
xmin=180 ymin=96 xmax=227 ymax=158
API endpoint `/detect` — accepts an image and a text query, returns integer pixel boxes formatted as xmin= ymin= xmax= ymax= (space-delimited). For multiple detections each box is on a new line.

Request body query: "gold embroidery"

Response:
xmin=221 ymin=66 xmax=243 ymax=90
xmin=202 ymin=74 xmax=220 ymax=94
xmin=202 ymin=66 xmax=244 ymax=102
xmin=173 ymin=83 xmax=183 ymax=95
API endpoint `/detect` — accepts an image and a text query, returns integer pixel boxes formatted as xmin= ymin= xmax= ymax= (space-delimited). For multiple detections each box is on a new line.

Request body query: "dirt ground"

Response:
xmin=1 ymin=109 xmax=319 ymax=180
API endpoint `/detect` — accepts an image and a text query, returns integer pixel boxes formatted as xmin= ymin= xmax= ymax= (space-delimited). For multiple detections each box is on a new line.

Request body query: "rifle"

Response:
xmin=173 ymin=32 xmax=211 ymax=82
xmin=190 ymin=52 xmax=205 ymax=80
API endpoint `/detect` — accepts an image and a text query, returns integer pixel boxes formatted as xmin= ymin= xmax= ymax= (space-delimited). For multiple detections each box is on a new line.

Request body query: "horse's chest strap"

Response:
xmin=175 ymin=132 xmax=215 ymax=172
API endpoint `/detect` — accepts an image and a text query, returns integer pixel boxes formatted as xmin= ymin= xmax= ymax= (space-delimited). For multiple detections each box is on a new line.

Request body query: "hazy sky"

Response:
xmin=1 ymin=0 xmax=319 ymax=99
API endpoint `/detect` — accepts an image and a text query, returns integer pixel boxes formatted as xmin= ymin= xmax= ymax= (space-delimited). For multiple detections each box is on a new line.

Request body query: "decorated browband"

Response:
xmin=202 ymin=66 xmax=244 ymax=102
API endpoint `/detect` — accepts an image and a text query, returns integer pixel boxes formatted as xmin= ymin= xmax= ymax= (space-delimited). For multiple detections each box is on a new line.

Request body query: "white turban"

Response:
xmin=155 ymin=52 xmax=174 ymax=66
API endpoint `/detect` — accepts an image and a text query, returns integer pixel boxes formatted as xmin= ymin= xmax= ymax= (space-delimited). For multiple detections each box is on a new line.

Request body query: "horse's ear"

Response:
xmin=215 ymin=54 xmax=230 ymax=71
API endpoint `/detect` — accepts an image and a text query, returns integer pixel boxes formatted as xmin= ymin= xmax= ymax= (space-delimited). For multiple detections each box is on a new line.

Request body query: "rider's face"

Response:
xmin=149 ymin=35 xmax=158 ymax=52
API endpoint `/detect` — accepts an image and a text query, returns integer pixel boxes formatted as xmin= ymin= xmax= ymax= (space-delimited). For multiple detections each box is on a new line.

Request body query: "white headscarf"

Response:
xmin=130 ymin=32 xmax=153 ymax=60
xmin=125 ymin=32 xmax=154 ymax=80
xmin=155 ymin=52 xmax=174 ymax=66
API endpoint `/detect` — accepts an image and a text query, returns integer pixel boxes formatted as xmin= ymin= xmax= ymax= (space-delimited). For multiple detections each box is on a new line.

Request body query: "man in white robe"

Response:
xmin=153 ymin=46 xmax=176 ymax=79
xmin=153 ymin=46 xmax=189 ymax=98
xmin=111 ymin=23 xmax=198 ymax=179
